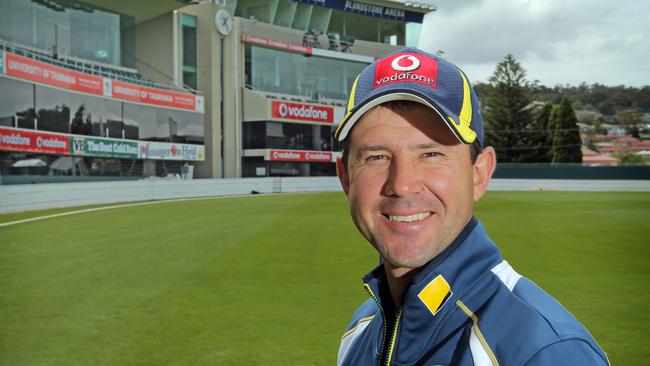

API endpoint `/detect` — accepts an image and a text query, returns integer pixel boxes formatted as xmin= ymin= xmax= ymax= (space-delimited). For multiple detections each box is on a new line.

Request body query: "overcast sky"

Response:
xmin=417 ymin=0 xmax=650 ymax=87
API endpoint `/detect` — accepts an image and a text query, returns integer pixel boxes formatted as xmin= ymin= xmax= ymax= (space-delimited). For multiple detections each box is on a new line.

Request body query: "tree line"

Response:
xmin=476 ymin=55 xmax=587 ymax=163
xmin=475 ymin=77 xmax=650 ymax=117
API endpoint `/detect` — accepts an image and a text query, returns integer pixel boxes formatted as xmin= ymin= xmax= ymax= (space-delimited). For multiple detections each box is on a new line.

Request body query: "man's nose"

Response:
xmin=383 ymin=158 xmax=423 ymax=197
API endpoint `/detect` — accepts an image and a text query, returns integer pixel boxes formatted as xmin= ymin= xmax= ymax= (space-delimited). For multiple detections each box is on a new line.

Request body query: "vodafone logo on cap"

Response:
xmin=374 ymin=52 xmax=438 ymax=89
xmin=391 ymin=55 xmax=421 ymax=72
xmin=271 ymin=101 xmax=334 ymax=123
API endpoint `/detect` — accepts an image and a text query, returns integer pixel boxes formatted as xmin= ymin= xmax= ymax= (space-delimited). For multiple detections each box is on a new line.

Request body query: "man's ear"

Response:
xmin=336 ymin=156 xmax=350 ymax=196
xmin=472 ymin=146 xmax=497 ymax=202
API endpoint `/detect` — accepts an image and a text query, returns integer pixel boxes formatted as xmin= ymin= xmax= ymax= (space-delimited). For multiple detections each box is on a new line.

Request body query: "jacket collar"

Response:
xmin=362 ymin=217 xmax=504 ymax=363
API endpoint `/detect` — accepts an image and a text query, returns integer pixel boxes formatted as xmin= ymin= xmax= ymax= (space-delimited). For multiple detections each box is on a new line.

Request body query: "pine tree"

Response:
xmin=549 ymin=97 xmax=582 ymax=163
xmin=484 ymin=54 xmax=533 ymax=162
xmin=527 ymin=103 xmax=553 ymax=162
xmin=71 ymin=105 xmax=86 ymax=135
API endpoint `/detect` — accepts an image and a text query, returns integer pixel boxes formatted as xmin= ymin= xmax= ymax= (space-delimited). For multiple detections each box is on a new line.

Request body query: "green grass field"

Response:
xmin=1 ymin=191 xmax=648 ymax=365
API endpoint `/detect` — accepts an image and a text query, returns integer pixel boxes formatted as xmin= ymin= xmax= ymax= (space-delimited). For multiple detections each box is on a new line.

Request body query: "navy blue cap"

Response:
xmin=334 ymin=47 xmax=483 ymax=145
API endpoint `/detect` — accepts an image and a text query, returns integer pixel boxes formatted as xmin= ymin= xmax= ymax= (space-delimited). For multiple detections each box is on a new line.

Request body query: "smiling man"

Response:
xmin=335 ymin=48 xmax=608 ymax=366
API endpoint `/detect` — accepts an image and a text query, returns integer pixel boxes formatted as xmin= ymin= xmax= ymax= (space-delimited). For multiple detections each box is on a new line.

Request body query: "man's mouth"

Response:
xmin=384 ymin=212 xmax=432 ymax=223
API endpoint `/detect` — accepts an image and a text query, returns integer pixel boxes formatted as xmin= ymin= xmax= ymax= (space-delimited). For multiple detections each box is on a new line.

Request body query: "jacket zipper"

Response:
xmin=364 ymin=283 xmax=403 ymax=366
xmin=363 ymin=283 xmax=388 ymax=365
xmin=384 ymin=309 xmax=402 ymax=366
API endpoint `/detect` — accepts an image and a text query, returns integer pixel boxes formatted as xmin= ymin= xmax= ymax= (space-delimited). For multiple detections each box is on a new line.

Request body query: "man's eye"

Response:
xmin=423 ymin=151 xmax=441 ymax=158
xmin=366 ymin=154 xmax=388 ymax=161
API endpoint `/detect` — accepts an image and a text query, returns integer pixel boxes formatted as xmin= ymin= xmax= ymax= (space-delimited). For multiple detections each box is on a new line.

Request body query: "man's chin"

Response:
xmin=382 ymin=253 xmax=430 ymax=271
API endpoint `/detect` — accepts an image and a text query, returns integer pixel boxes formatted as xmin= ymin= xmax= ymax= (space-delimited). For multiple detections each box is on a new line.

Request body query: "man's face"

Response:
xmin=338 ymin=104 xmax=478 ymax=272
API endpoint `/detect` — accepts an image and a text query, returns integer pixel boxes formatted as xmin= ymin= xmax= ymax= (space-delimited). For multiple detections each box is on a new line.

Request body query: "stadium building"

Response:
xmin=182 ymin=0 xmax=435 ymax=178
xmin=0 ymin=0 xmax=435 ymax=183
xmin=0 ymin=0 xmax=206 ymax=184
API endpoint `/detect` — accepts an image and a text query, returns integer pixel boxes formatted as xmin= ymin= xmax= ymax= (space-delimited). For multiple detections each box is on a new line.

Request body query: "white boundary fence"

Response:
xmin=1 ymin=177 xmax=649 ymax=214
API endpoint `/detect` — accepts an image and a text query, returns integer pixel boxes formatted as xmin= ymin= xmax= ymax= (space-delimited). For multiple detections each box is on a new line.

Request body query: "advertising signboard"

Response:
xmin=271 ymin=101 xmax=334 ymax=124
xmin=138 ymin=141 xmax=205 ymax=161
xmin=267 ymin=149 xmax=333 ymax=163
xmin=70 ymin=136 xmax=139 ymax=159
xmin=4 ymin=53 xmax=104 ymax=95
xmin=2 ymin=52 xmax=204 ymax=113
xmin=0 ymin=127 xmax=70 ymax=154
xmin=291 ymin=0 xmax=426 ymax=22
xmin=0 ymin=127 xmax=205 ymax=161
xmin=109 ymin=80 xmax=200 ymax=112
xmin=242 ymin=33 xmax=313 ymax=56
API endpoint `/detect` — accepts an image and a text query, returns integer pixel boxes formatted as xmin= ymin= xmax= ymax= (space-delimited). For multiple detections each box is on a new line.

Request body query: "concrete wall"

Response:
xmin=182 ymin=2 xmax=242 ymax=180
xmin=135 ymin=12 xmax=177 ymax=86
xmin=1 ymin=178 xmax=649 ymax=214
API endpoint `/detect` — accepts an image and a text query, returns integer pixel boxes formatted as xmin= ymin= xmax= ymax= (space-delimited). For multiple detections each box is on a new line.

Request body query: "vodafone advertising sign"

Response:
xmin=242 ymin=33 xmax=312 ymax=55
xmin=0 ymin=127 xmax=70 ymax=154
xmin=268 ymin=149 xmax=332 ymax=163
xmin=271 ymin=101 xmax=334 ymax=124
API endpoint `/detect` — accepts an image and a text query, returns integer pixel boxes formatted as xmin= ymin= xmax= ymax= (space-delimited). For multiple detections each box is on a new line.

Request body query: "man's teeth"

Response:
xmin=388 ymin=212 xmax=431 ymax=222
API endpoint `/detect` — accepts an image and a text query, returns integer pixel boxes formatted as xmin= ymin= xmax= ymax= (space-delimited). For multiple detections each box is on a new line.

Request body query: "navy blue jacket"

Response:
xmin=338 ymin=218 xmax=609 ymax=366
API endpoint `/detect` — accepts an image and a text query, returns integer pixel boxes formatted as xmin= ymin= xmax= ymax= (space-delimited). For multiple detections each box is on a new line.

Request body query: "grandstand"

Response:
xmin=0 ymin=39 xmax=196 ymax=94
xmin=0 ymin=0 xmax=205 ymax=184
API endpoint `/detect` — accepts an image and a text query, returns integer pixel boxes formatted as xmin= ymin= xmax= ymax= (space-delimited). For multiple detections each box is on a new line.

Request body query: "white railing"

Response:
xmin=1 ymin=177 xmax=649 ymax=214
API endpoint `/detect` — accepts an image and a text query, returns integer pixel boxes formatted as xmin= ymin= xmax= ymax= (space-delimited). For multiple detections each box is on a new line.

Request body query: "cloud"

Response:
xmin=418 ymin=0 xmax=650 ymax=86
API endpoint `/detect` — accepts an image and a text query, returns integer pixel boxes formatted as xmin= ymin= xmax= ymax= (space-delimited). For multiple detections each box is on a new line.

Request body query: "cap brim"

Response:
xmin=335 ymin=92 xmax=466 ymax=144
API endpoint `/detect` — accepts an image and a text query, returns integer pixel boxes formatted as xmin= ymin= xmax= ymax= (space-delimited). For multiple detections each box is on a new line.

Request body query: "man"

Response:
xmin=335 ymin=48 xmax=608 ymax=366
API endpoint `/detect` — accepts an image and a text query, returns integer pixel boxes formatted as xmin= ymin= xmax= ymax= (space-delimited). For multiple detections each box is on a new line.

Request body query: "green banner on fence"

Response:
xmin=71 ymin=136 xmax=139 ymax=158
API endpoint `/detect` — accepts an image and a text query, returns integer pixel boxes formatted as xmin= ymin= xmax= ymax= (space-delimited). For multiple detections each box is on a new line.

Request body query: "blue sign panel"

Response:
xmin=293 ymin=0 xmax=425 ymax=23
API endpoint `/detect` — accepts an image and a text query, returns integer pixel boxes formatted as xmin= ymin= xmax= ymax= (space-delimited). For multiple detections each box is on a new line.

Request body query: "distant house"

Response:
xmin=600 ymin=123 xmax=627 ymax=136
xmin=581 ymin=147 xmax=619 ymax=166
xmin=520 ymin=101 xmax=547 ymax=114
xmin=575 ymin=109 xmax=603 ymax=123
xmin=596 ymin=135 xmax=650 ymax=154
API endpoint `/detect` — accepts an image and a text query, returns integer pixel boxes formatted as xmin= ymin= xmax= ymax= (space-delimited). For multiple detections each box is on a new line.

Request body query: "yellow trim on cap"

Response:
xmin=446 ymin=71 xmax=477 ymax=143
xmin=335 ymin=75 xmax=360 ymax=137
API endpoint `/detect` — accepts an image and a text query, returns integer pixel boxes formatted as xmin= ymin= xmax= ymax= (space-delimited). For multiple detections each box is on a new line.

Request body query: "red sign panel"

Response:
xmin=110 ymin=80 xmax=198 ymax=111
xmin=268 ymin=149 xmax=332 ymax=163
xmin=271 ymin=101 xmax=334 ymax=124
xmin=242 ymin=33 xmax=313 ymax=56
xmin=0 ymin=127 xmax=70 ymax=154
xmin=5 ymin=53 xmax=104 ymax=95
xmin=374 ymin=52 xmax=438 ymax=89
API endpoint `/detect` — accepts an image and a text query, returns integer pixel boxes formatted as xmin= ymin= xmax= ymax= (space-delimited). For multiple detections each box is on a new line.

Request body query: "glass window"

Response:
xmin=124 ymin=104 xmax=204 ymax=144
xmin=242 ymin=157 xmax=267 ymax=177
xmin=183 ymin=70 xmax=197 ymax=90
xmin=35 ymin=86 xmax=122 ymax=137
xmin=0 ymin=0 xmax=134 ymax=67
xmin=69 ymin=6 xmax=121 ymax=65
xmin=405 ymin=22 xmax=422 ymax=47
xmin=69 ymin=93 xmax=123 ymax=138
xmin=34 ymin=86 xmax=72 ymax=133
xmin=181 ymin=13 xmax=197 ymax=89
xmin=246 ymin=45 xmax=367 ymax=100
xmin=309 ymin=8 xmax=408 ymax=45
xmin=0 ymin=77 xmax=35 ymax=128
xmin=243 ymin=121 xmax=337 ymax=151
xmin=243 ymin=121 xmax=266 ymax=149
xmin=235 ymin=0 xmax=277 ymax=23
